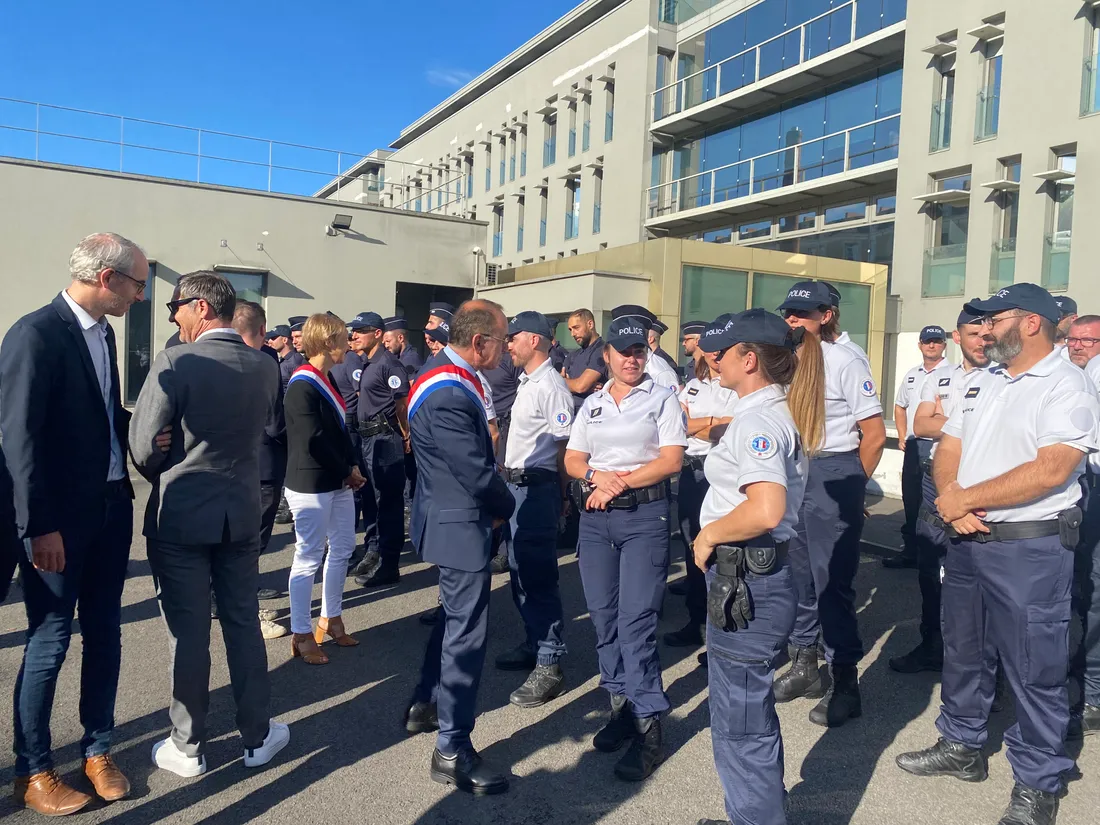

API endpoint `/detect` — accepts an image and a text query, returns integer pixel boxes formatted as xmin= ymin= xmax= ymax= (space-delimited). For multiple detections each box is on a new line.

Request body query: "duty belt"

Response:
xmin=502 ymin=467 xmax=558 ymax=487
xmin=815 ymin=449 xmax=859 ymax=459
xmin=715 ymin=539 xmax=791 ymax=576
xmin=358 ymin=416 xmax=395 ymax=438
xmin=571 ymin=479 xmax=667 ymax=511
xmin=683 ymin=455 xmax=706 ymax=472
xmin=918 ymin=507 xmax=944 ymax=530
xmin=946 ymin=519 xmax=1061 ymax=543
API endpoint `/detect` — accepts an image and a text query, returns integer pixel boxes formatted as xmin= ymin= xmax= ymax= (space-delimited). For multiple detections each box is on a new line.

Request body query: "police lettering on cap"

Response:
xmin=963 ymin=283 xmax=1062 ymax=324
xmin=919 ymin=325 xmax=946 ymax=342
xmin=605 ymin=316 xmax=650 ymax=351
xmin=610 ymin=304 xmax=658 ymax=325
xmin=1054 ymin=295 xmax=1078 ymax=317
xmin=348 ymin=311 xmax=384 ymax=331
xmin=425 ymin=325 xmax=450 ymax=345
xmin=776 ymin=280 xmax=834 ymax=312
xmin=957 ymin=301 xmax=984 ymax=327
xmin=507 ymin=310 xmax=554 ymax=339
xmin=819 ymin=281 xmax=843 ymax=307
xmin=382 ymin=316 xmax=409 ymax=332
xmin=680 ymin=320 xmax=707 ymax=336
xmin=288 ymin=315 xmax=307 ymax=332
xmin=429 ymin=302 xmax=455 ymax=321
xmin=700 ymin=308 xmax=800 ymax=353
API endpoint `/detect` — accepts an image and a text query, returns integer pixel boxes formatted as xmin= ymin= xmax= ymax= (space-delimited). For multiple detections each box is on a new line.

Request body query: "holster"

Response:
xmin=1059 ymin=505 xmax=1083 ymax=550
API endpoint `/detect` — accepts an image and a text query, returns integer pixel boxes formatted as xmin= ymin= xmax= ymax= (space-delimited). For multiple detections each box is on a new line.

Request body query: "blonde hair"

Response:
xmin=738 ymin=334 xmax=826 ymax=457
xmin=301 ymin=313 xmax=347 ymax=358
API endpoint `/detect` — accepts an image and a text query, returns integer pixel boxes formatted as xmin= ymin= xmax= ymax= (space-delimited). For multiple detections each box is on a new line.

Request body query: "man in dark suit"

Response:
xmin=405 ymin=300 xmax=516 ymax=795
xmin=0 ymin=448 xmax=18 ymax=603
xmin=0 ymin=233 xmax=151 ymax=815
xmin=130 ymin=271 xmax=289 ymax=778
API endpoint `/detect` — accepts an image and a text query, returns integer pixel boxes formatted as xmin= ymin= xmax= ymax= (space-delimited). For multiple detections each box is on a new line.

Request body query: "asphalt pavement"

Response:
xmin=0 ymin=481 xmax=1096 ymax=825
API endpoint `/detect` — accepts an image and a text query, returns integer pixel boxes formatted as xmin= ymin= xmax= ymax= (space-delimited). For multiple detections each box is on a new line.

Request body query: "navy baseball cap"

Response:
xmin=429 ymin=302 xmax=455 ymax=321
xmin=819 ymin=281 xmax=843 ymax=307
xmin=348 ymin=311 xmax=384 ymax=331
xmin=919 ymin=325 xmax=946 ymax=342
xmin=700 ymin=309 xmax=800 ymax=353
xmin=957 ymin=301 xmax=984 ymax=327
xmin=610 ymin=304 xmax=658 ymax=325
xmin=425 ymin=325 xmax=449 ymax=345
xmin=1054 ymin=295 xmax=1078 ymax=317
xmin=266 ymin=324 xmax=290 ymax=340
xmin=288 ymin=315 xmax=307 ymax=332
xmin=964 ymin=283 xmax=1062 ymax=324
xmin=777 ymin=281 xmax=833 ymax=312
xmin=697 ymin=314 xmax=736 ymax=353
xmin=680 ymin=320 xmax=707 ymax=336
xmin=382 ymin=316 xmax=409 ymax=332
xmin=507 ymin=311 xmax=554 ymax=339
xmin=605 ymin=315 xmax=651 ymax=351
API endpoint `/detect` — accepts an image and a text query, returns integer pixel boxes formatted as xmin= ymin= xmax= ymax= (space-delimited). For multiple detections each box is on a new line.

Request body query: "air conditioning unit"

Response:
xmin=486 ymin=264 xmax=499 ymax=286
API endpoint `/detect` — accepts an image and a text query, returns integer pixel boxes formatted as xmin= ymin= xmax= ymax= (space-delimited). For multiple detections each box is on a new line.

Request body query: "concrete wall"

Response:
xmin=0 ymin=159 xmax=485 ymax=395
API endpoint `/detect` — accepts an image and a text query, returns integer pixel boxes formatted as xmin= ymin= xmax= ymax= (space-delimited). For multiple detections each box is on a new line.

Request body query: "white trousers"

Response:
xmin=284 ymin=488 xmax=356 ymax=635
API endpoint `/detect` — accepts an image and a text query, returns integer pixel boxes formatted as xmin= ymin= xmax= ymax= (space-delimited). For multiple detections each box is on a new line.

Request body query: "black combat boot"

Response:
xmin=888 ymin=636 xmax=944 ymax=674
xmin=773 ymin=645 xmax=824 ymax=702
xmin=613 ymin=716 xmax=664 ymax=781
xmin=509 ymin=664 xmax=565 ymax=708
xmin=593 ymin=695 xmax=634 ymax=753
xmin=895 ymin=737 xmax=988 ymax=782
xmin=808 ymin=664 xmax=862 ymax=727
xmin=997 ymin=782 xmax=1059 ymax=825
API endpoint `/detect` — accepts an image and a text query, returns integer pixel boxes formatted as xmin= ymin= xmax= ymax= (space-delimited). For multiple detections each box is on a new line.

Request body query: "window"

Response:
xmin=544 ymin=114 xmax=557 ymax=167
xmin=125 ymin=262 xmax=156 ymax=404
xmin=499 ymin=137 xmax=506 ymax=186
xmin=703 ymin=227 xmax=733 ymax=243
xmin=485 ymin=144 xmax=492 ymax=191
xmin=975 ymin=39 xmax=1002 ymax=141
xmin=930 ymin=55 xmax=956 ymax=152
xmin=738 ymin=219 xmax=771 ymax=240
xmin=492 ymin=206 xmax=504 ymax=257
xmin=539 ymin=186 xmax=548 ymax=246
xmin=990 ymin=157 xmax=1020 ymax=291
xmin=875 ymin=195 xmax=896 ymax=216
xmin=1043 ymin=152 xmax=1075 ymax=290
xmin=568 ymin=96 xmax=578 ymax=158
xmin=520 ymin=123 xmax=528 ymax=176
xmin=509 ymin=133 xmax=517 ymax=181
xmin=681 ymin=265 xmax=748 ymax=329
xmin=582 ymin=79 xmax=592 ymax=151
xmin=465 ymin=156 xmax=474 ymax=198
xmin=604 ymin=81 xmax=615 ymax=142
xmin=565 ymin=178 xmax=581 ymax=240
xmin=825 ymin=201 xmax=867 ymax=225
xmin=779 ymin=211 xmax=816 ymax=233
xmin=923 ymin=171 xmax=971 ymax=297
xmin=1083 ymin=13 xmax=1100 ymax=114
xmin=517 ymin=196 xmax=525 ymax=252
xmin=754 ymin=222 xmax=896 ymax=272
xmin=592 ymin=169 xmax=603 ymax=234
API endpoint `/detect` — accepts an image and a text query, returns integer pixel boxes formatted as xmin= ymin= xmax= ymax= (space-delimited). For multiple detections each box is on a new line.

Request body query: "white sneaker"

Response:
xmin=243 ymin=720 xmax=290 ymax=768
xmin=152 ymin=737 xmax=207 ymax=777
xmin=260 ymin=619 xmax=287 ymax=639
xmin=258 ymin=608 xmax=279 ymax=622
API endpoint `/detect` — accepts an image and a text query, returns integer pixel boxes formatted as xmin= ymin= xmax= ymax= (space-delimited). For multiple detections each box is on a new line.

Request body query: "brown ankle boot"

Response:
xmin=14 ymin=770 xmax=94 ymax=816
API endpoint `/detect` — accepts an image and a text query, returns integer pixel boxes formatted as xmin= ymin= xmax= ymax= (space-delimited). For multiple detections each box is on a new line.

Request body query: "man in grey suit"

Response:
xmin=129 ymin=271 xmax=290 ymax=778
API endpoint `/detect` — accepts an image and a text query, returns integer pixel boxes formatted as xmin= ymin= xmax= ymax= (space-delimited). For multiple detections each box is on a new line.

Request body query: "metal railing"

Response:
xmin=646 ymin=114 xmax=900 ymax=220
xmin=0 ymin=96 xmax=375 ymax=199
xmin=975 ymin=85 xmax=999 ymax=141
xmin=989 ymin=238 xmax=1016 ymax=292
xmin=1042 ymin=231 xmax=1072 ymax=291
xmin=929 ymin=98 xmax=953 ymax=152
xmin=922 ymin=242 xmax=968 ymax=298
xmin=653 ymin=1 xmax=861 ymax=122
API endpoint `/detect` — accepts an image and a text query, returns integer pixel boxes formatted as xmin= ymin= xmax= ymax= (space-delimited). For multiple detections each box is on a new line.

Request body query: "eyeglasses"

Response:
xmin=979 ymin=312 xmax=1029 ymax=329
xmin=1067 ymin=337 xmax=1100 ymax=347
xmin=108 ymin=267 xmax=147 ymax=293
xmin=480 ymin=334 xmax=507 ymax=346
xmin=714 ymin=346 xmax=733 ymax=362
xmin=165 ymin=297 xmax=198 ymax=322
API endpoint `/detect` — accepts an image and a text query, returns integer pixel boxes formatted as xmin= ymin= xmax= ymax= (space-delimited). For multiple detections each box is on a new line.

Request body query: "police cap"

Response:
xmin=610 ymin=304 xmax=658 ymax=325
xmin=266 ymin=324 xmax=291 ymax=340
xmin=428 ymin=302 xmax=455 ymax=322
xmin=819 ymin=280 xmax=843 ymax=307
xmin=1054 ymin=295 xmax=1078 ymax=317
xmin=776 ymin=281 xmax=833 ymax=312
xmin=919 ymin=325 xmax=946 ymax=342
xmin=288 ymin=315 xmax=308 ymax=332
xmin=383 ymin=316 xmax=409 ymax=332
xmin=964 ymin=283 xmax=1062 ymax=324
xmin=700 ymin=309 xmax=800 ymax=353
xmin=605 ymin=315 xmax=650 ymax=351
xmin=957 ymin=301 xmax=984 ymax=327
xmin=348 ymin=311 xmax=384 ymax=331
xmin=425 ymin=325 xmax=450 ymax=345
xmin=680 ymin=320 xmax=707 ymax=336
xmin=651 ymin=319 xmax=669 ymax=335
xmin=507 ymin=311 xmax=554 ymax=339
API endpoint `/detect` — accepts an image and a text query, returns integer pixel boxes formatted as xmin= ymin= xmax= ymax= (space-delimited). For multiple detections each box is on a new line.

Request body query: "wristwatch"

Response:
xmin=585 ymin=468 xmax=596 ymax=483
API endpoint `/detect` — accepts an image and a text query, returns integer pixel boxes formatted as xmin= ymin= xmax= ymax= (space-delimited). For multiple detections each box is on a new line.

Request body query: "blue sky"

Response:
xmin=0 ymin=0 xmax=580 ymax=192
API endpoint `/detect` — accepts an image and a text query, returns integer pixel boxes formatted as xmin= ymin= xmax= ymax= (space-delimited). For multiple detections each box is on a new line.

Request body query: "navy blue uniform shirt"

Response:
xmin=479 ymin=350 xmax=521 ymax=419
xmin=330 ymin=351 xmax=364 ymax=420
xmin=278 ymin=350 xmax=305 ymax=395
xmin=357 ymin=348 xmax=410 ymax=424
xmin=399 ymin=345 xmax=424 ymax=378
xmin=564 ymin=336 xmax=608 ymax=409
xmin=549 ymin=343 xmax=567 ymax=372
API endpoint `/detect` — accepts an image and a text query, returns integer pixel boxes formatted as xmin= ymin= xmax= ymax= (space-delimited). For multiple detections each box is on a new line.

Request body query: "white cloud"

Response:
xmin=425 ymin=68 xmax=475 ymax=89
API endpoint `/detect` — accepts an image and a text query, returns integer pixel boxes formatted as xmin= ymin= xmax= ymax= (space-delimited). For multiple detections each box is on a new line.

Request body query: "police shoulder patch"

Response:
xmin=860 ymin=379 xmax=877 ymax=397
xmin=748 ymin=432 xmax=778 ymax=459
xmin=387 ymin=375 xmax=403 ymax=389
xmin=352 ymin=369 xmax=363 ymax=383
xmin=554 ymin=410 xmax=572 ymax=427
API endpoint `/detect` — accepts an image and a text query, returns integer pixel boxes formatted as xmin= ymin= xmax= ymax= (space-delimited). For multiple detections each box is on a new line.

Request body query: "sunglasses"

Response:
xmin=165 ymin=296 xmax=198 ymax=322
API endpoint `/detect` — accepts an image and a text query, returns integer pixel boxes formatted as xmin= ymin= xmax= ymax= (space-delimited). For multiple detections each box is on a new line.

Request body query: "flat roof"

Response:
xmin=389 ymin=0 xmax=629 ymax=150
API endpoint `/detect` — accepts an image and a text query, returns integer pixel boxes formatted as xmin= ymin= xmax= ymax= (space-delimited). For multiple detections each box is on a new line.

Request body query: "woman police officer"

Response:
xmin=564 ymin=312 xmax=687 ymax=782
xmin=691 ymin=308 xmax=825 ymax=825
xmin=773 ymin=281 xmax=886 ymax=727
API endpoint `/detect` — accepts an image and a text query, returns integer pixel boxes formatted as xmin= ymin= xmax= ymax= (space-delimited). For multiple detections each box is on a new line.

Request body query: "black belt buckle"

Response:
xmin=609 ymin=489 xmax=639 ymax=510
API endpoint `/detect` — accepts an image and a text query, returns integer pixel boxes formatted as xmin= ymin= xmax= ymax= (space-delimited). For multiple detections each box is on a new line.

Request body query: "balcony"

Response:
xmin=989 ymin=238 xmax=1016 ymax=292
xmin=929 ymin=98 xmax=952 ymax=152
xmin=493 ymin=231 xmax=503 ymax=258
xmin=1082 ymin=57 xmax=1099 ymax=115
xmin=650 ymin=0 xmax=905 ymax=138
xmin=539 ymin=219 xmax=547 ymax=246
xmin=922 ymin=242 xmax=967 ymax=298
xmin=646 ymin=114 xmax=899 ymax=233
xmin=975 ymin=85 xmax=999 ymax=141
xmin=593 ymin=202 xmax=602 ymax=234
xmin=1042 ymin=232 xmax=1071 ymax=290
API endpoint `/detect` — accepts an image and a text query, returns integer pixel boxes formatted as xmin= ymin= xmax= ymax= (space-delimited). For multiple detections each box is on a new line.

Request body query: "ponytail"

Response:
xmin=787 ymin=332 xmax=826 ymax=457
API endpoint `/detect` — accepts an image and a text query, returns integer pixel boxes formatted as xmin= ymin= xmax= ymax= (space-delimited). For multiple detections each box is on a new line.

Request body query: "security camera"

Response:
xmin=471 ymin=246 xmax=483 ymax=255
xmin=324 ymin=225 xmax=338 ymax=237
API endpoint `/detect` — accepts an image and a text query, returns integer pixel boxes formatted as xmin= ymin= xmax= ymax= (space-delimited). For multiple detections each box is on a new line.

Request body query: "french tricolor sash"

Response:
xmin=408 ymin=363 xmax=485 ymax=421
xmin=288 ymin=364 xmax=347 ymax=430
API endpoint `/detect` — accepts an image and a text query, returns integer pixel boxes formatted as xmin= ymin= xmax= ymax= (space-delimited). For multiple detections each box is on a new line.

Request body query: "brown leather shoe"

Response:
xmin=14 ymin=770 xmax=94 ymax=816
xmin=84 ymin=754 xmax=131 ymax=802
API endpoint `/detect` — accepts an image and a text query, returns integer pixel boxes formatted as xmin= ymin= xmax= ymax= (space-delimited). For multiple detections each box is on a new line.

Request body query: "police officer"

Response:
xmin=289 ymin=315 xmax=306 ymax=354
xmin=648 ymin=319 xmax=680 ymax=373
xmin=494 ymin=311 xmax=573 ymax=707
xmin=548 ymin=334 xmax=567 ymax=372
xmin=270 ymin=322 xmax=305 ymax=395
xmin=424 ymin=324 xmax=448 ymax=358
xmin=382 ymin=316 xmax=424 ymax=378
xmin=563 ymin=308 xmax=608 ymax=411
xmin=886 ymin=325 xmax=947 ymax=570
xmin=897 ymin=283 xmax=1099 ymax=825
xmin=350 ymin=311 xmax=410 ymax=588
xmin=611 ymin=305 xmax=681 ymax=393
xmin=425 ymin=301 xmax=454 ymax=336
xmin=564 ymin=313 xmax=686 ymax=782
xmin=665 ymin=319 xmax=738 ymax=649
xmin=331 ymin=319 xmax=367 ymax=534
xmin=1054 ymin=295 xmax=1078 ymax=360
xmin=692 ymin=309 xmax=825 ymax=825
xmin=480 ymin=345 xmax=521 ymax=574
xmin=773 ymin=280 xmax=886 ymax=728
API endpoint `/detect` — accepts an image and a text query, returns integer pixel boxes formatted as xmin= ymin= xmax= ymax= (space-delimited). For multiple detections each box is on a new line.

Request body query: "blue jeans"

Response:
xmin=13 ymin=496 xmax=133 ymax=775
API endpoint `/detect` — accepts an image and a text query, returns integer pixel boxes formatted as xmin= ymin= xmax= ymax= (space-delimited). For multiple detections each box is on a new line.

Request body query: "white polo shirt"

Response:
xmin=679 ymin=377 xmax=738 ymax=457
xmin=700 ymin=384 xmax=808 ymax=543
xmin=821 ymin=340 xmax=883 ymax=453
xmin=476 ymin=370 xmax=496 ymax=422
xmin=504 ymin=358 xmax=574 ymax=472
xmin=943 ymin=348 xmax=1099 ymax=522
xmin=645 ymin=351 xmax=681 ymax=393
xmin=895 ymin=359 xmax=945 ymax=440
xmin=917 ymin=361 xmax=986 ymax=458
xmin=836 ymin=330 xmax=872 ymax=369
xmin=567 ymin=377 xmax=687 ymax=472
